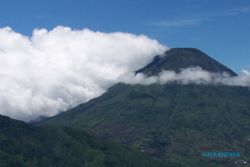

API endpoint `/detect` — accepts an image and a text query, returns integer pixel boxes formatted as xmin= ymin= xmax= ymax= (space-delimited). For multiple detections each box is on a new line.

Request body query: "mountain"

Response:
xmin=136 ymin=48 xmax=237 ymax=76
xmin=0 ymin=115 xmax=168 ymax=167
xmin=40 ymin=84 xmax=250 ymax=166
xmin=40 ymin=48 xmax=250 ymax=166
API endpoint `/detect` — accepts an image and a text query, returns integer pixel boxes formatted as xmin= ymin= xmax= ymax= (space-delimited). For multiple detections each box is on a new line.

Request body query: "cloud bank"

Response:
xmin=121 ymin=67 xmax=250 ymax=86
xmin=0 ymin=26 xmax=166 ymax=121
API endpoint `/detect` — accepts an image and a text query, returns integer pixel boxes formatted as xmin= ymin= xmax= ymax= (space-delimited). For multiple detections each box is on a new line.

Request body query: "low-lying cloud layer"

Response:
xmin=0 ymin=26 xmax=166 ymax=121
xmin=121 ymin=67 xmax=250 ymax=86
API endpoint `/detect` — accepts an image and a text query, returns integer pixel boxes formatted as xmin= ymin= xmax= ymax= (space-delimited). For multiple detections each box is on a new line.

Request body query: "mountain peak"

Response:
xmin=136 ymin=48 xmax=237 ymax=76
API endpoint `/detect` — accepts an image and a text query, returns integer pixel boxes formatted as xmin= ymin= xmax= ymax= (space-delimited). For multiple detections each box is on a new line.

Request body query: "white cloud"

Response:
xmin=223 ymin=6 xmax=250 ymax=16
xmin=121 ymin=67 xmax=250 ymax=87
xmin=0 ymin=26 xmax=167 ymax=121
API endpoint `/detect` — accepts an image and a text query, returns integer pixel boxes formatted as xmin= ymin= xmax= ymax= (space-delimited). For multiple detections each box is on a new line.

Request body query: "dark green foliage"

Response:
xmin=41 ymin=84 xmax=250 ymax=166
xmin=0 ymin=115 xmax=167 ymax=167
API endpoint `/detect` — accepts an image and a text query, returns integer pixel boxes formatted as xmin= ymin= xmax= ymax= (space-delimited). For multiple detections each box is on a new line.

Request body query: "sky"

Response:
xmin=1 ymin=0 xmax=250 ymax=121
xmin=0 ymin=0 xmax=249 ymax=72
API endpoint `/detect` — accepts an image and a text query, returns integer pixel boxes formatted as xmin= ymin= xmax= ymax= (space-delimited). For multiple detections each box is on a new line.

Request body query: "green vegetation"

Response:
xmin=42 ymin=84 xmax=250 ymax=166
xmin=0 ymin=115 xmax=168 ymax=167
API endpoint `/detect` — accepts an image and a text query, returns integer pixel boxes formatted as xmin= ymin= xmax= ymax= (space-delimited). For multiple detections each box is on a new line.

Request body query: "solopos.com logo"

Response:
xmin=201 ymin=151 xmax=240 ymax=158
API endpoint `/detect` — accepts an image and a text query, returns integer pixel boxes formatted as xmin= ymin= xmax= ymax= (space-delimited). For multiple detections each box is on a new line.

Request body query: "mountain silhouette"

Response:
xmin=136 ymin=48 xmax=237 ymax=76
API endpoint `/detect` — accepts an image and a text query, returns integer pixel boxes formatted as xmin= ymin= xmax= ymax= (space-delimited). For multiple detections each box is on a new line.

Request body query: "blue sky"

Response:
xmin=0 ymin=0 xmax=250 ymax=72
